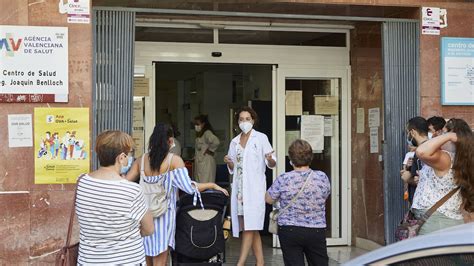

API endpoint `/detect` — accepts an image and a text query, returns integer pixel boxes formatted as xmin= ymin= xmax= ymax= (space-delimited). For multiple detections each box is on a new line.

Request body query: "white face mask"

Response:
xmin=195 ymin=125 xmax=202 ymax=132
xmin=239 ymin=121 xmax=253 ymax=134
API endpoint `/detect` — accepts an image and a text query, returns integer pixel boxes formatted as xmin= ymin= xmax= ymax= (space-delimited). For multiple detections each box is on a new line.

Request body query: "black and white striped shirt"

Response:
xmin=76 ymin=175 xmax=147 ymax=265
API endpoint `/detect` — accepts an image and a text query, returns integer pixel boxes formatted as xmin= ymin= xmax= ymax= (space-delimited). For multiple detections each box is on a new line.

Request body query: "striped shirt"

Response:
xmin=142 ymin=167 xmax=202 ymax=256
xmin=76 ymin=175 xmax=148 ymax=265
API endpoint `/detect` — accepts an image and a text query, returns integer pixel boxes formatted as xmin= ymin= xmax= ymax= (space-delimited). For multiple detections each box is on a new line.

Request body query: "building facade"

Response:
xmin=0 ymin=0 xmax=473 ymax=263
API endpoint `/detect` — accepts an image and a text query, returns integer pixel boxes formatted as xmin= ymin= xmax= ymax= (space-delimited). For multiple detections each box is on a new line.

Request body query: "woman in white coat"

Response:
xmin=194 ymin=114 xmax=220 ymax=183
xmin=224 ymin=106 xmax=276 ymax=266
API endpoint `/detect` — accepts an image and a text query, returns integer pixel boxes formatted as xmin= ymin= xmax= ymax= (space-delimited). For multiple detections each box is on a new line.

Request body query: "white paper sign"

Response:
xmin=324 ymin=117 xmax=333 ymax=137
xmin=422 ymin=7 xmax=440 ymax=35
xmin=301 ymin=115 xmax=324 ymax=152
xmin=133 ymin=100 xmax=145 ymax=157
xmin=440 ymin=9 xmax=447 ymax=28
xmin=0 ymin=26 xmax=68 ymax=103
xmin=368 ymin=108 xmax=380 ymax=128
xmin=370 ymin=127 xmax=379 ymax=154
xmin=59 ymin=0 xmax=91 ymax=24
xmin=356 ymin=108 xmax=365 ymax=134
xmin=8 ymin=114 xmax=33 ymax=147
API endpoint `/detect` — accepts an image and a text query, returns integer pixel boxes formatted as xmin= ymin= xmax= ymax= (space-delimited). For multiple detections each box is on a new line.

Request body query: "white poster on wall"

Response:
xmin=421 ymin=7 xmax=440 ymax=35
xmin=356 ymin=108 xmax=365 ymax=134
xmin=368 ymin=108 xmax=380 ymax=128
xmin=370 ymin=127 xmax=379 ymax=154
xmin=0 ymin=26 xmax=68 ymax=103
xmin=58 ymin=0 xmax=91 ymax=24
xmin=8 ymin=114 xmax=33 ymax=148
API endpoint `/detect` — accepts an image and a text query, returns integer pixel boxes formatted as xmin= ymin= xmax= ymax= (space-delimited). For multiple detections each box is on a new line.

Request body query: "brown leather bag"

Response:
xmin=55 ymin=175 xmax=84 ymax=266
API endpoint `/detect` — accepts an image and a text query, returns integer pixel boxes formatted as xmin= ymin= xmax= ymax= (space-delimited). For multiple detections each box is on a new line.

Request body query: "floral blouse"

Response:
xmin=267 ymin=169 xmax=331 ymax=228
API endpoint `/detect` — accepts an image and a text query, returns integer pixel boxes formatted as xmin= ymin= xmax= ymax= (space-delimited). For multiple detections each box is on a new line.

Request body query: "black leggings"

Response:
xmin=278 ymin=225 xmax=328 ymax=266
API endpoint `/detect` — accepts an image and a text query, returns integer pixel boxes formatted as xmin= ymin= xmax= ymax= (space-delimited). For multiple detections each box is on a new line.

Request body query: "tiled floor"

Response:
xmin=222 ymin=235 xmax=369 ymax=265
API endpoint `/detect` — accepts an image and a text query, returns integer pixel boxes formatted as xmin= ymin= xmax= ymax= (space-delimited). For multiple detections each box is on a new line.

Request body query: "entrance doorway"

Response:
xmin=135 ymin=41 xmax=351 ymax=246
xmin=152 ymin=62 xmax=273 ymax=165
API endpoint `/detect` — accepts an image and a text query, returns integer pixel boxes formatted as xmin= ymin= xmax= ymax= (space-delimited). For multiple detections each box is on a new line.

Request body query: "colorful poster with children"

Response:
xmin=34 ymin=107 xmax=90 ymax=184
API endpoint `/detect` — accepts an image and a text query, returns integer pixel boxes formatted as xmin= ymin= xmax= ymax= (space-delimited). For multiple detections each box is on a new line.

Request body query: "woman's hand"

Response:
xmin=213 ymin=184 xmax=229 ymax=196
xmin=224 ymin=155 xmax=232 ymax=164
xmin=448 ymin=132 xmax=458 ymax=143
xmin=265 ymin=151 xmax=276 ymax=168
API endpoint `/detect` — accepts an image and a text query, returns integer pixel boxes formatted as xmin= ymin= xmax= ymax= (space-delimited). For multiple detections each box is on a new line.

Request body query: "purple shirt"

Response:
xmin=267 ymin=169 xmax=330 ymax=228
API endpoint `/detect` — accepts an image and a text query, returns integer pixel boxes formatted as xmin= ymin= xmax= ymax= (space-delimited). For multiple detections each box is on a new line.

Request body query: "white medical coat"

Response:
xmin=227 ymin=129 xmax=276 ymax=237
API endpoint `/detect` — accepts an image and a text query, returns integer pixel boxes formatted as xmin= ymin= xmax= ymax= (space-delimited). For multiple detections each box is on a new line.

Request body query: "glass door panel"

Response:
xmin=276 ymin=67 xmax=349 ymax=246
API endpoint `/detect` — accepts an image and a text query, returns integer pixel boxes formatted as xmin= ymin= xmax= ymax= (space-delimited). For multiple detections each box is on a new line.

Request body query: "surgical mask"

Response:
xmin=195 ymin=125 xmax=202 ymax=132
xmin=120 ymin=156 xmax=133 ymax=175
xmin=239 ymin=121 xmax=253 ymax=134
xmin=428 ymin=132 xmax=433 ymax=140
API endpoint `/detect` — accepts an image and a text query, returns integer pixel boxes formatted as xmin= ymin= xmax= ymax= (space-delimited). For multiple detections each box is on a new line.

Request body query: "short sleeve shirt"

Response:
xmin=267 ymin=169 xmax=331 ymax=228
xmin=76 ymin=175 xmax=148 ymax=265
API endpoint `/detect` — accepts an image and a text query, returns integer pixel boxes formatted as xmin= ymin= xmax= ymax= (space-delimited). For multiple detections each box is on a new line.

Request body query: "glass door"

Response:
xmin=275 ymin=67 xmax=350 ymax=246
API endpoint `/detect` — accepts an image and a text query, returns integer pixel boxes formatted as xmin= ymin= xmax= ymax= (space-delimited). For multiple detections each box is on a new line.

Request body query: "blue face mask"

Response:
xmin=120 ymin=156 xmax=133 ymax=175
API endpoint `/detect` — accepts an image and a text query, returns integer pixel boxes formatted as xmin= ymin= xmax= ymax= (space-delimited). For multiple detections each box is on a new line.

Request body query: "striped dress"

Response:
xmin=142 ymin=167 xmax=202 ymax=256
xmin=75 ymin=175 xmax=148 ymax=265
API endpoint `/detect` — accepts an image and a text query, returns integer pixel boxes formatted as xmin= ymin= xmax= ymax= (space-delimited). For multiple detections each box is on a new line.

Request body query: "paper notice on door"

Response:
xmin=324 ymin=117 xmax=333 ymax=137
xmin=368 ymin=108 xmax=380 ymax=128
xmin=133 ymin=100 xmax=145 ymax=157
xmin=301 ymin=115 xmax=324 ymax=152
xmin=285 ymin=91 xmax=302 ymax=116
xmin=370 ymin=127 xmax=379 ymax=153
xmin=134 ymin=77 xmax=150 ymax=97
xmin=314 ymin=96 xmax=338 ymax=115
xmin=356 ymin=108 xmax=365 ymax=134
xmin=285 ymin=131 xmax=300 ymax=155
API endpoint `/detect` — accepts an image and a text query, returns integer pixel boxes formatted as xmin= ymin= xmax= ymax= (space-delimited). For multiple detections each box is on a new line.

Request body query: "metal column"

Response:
xmin=382 ymin=21 xmax=420 ymax=244
xmin=92 ymin=10 xmax=135 ymax=169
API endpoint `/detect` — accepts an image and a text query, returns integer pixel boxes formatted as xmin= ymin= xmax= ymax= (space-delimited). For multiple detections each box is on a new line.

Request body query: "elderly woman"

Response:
xmin=75 ymin=130 xmax=154 ymax=265
xmin=266 ymin=139 xmax=331 ymax=266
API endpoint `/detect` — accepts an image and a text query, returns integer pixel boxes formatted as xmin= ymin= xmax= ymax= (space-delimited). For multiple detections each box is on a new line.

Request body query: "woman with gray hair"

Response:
xmin=266 ymin=139 xmax=331 ymax=266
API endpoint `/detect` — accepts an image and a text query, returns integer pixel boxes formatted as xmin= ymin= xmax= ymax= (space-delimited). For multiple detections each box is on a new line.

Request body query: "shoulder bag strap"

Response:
xmin=65 ymin=174 xmax=85 ymax=247
xmin=420 ymin=187 xmax=460 ymax=222
xmin=166 ymin=153 xmax=174 ymax=173
xmin=140 ymin=154 xmax=146 ymax=177
xmin=277 ymin=171 xmax=312 ymax=216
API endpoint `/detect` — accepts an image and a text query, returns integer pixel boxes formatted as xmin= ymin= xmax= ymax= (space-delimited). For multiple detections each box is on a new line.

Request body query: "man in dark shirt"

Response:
xmin=400 ymin=117 xmax=429 ymax=205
